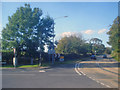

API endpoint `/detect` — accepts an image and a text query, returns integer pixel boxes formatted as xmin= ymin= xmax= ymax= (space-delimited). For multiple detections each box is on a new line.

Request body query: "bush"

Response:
xmin=41 ymin=52 xmax=49 ymax=62
xmin=111 ymin=50 xmax=120 ymax=62
xmin=17 ymin=57 xmax=31 ymax=65
xmin=2 ymin=50 xmax=14 ymax=65
xmin=64 ymin=53 xmax=89 ymax=60
xmin=1 ymin=50 xmax=51 ymax=65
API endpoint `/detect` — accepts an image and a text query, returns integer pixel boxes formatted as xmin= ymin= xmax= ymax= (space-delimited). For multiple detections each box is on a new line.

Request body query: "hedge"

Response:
xmin=1 ymin=50 xmax=14 ymax=65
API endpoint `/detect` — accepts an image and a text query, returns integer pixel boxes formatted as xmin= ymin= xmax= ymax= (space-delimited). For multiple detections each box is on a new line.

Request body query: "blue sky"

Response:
xmin=0 ymin=2 xmax=118 ymax=47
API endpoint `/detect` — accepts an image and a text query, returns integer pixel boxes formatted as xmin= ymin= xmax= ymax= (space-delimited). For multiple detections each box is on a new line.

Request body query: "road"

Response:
xmin=77 ymin=55 xmax=119 ymax=88
xmin=2 ymin=55 xmax=119 ymax=88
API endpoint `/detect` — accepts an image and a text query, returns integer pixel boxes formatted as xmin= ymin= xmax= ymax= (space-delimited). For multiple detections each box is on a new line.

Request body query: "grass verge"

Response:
xmin=1 ymin=57 xmax=89 ymax=68
xmin=1 ymin=64 xmax=39 ymax=68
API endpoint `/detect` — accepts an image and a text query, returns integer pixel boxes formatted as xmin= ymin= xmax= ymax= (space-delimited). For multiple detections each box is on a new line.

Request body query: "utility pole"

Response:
xmin=39 ymin=38 xmax=42 ymax=66
xmin=51 ymin=16 xmax=68 ymax=65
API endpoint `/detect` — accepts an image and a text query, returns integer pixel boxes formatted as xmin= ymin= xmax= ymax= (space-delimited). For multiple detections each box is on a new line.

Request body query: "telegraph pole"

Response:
xmin=51 ymin=16 xmax=68 ymax=64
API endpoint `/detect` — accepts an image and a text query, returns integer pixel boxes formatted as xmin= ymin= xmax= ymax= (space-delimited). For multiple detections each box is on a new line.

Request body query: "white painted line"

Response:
xmin=106 ymin=85 xmax=111 ymax=88
xmin=74 ymin=63 xmax=82 ymax=75
xmin=87 ymin=75 xmax=111 ymax=88
xmin=96 ymin=80 xmax=100 ymax=83
xmin=76 ymin=59 xmax=111 ymax=88
xmin=80 ymin=71 xmax=86 ymax=75
xmin=89 ymin=77 xmax=92 ymax=78
xmin=87 ymin=76 xmax=111 ymax=88
xmin=39 ymin=70 xmax=46 ymax=72
xmin=100 ymin=83 xmax=105 ymax=85
xmin=92 ymin=78 xmax=95 ymax=81
xmin=78 ymin=62 xmax=86 ymax=76
xmin=75 ymin=66 xmax=82 ymax=75
xmin=78 ymin=62 xmax=85 ymax=75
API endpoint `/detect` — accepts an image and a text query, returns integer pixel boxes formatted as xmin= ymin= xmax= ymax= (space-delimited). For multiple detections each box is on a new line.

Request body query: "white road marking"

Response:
xmin=75 ymin=60 xmax=111 ymax=88
xmin=100 ymin=83 xmax=105 ymax=85
xmin=89 ymin=76 xmax=111 ymax=88
xmin=106 ymin=85 xmax=111 ymax=88
xmin=96 ymin=80 xmax=100 ymax=83
xmin=80 ymin=71 xmax=86 ymax=75
xmin=89 ymin=77 xmax=92 ymax=79
xmin=39 ymin=70 xmax=46 ymax=72
xmin=78 ymin=62 xmax=87 ymax=76
xmin=75 ymin=63 xmax=82 ymax=75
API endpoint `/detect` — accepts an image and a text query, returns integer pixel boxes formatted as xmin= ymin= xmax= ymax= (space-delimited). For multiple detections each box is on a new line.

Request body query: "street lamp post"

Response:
xmin=51 ymin=16 xmax=68 ymax=64
xmin=39 ymin=38 xmax=42 ymax=66
xmin=51 ymin=22 xmax=55 ymax=65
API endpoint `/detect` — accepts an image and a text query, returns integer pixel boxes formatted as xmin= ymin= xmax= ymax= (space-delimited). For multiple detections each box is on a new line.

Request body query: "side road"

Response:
xmin=76 ymin=55 xmax=119 ymax=88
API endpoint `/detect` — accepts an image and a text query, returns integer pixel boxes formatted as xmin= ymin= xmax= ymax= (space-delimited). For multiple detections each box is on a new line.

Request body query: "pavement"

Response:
xmin=1 ymin=55 xmax=120 ymax=89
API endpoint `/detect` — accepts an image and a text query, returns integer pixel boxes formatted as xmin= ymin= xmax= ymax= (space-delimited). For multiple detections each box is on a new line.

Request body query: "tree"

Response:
xmin=104 ymin=47 xmax=112 ymax=54
xmin=2 ymin=4 xmax=54 ymax=62
xmin=90 ymin=38 xmax=105 ymax=54
xmin=107 ymin=16 xmax=120 ymax=61
xmin=55 ymin=34 xmax=89 ymax=55
xmin=90 ymin=38 xmax=102 ymax=45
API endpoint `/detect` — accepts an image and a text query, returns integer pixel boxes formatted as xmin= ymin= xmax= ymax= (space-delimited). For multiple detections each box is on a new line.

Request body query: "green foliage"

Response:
xmin=90 ymin=38 xmax=105 ymax=54
xmin=107 ymin=16 xmax=120 ymax=61
xmin=104 ymin=47 xmax=112 ymax=54
xmin=2 ymin=4 xmax=54 ymax=59
xmin=55 ymin=35 xmax=89 ymax=55
xmin=90 ymin=38 xmax=102 ymax=45
xmin=107 ymin=16 xmax=120 ymax=50
xmin=2 ymin=50 xmax=14 ymax=64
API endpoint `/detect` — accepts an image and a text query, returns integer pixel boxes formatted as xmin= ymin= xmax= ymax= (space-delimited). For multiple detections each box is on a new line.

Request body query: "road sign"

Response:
xmin=59 ymin=56 xmax=64 ymax=62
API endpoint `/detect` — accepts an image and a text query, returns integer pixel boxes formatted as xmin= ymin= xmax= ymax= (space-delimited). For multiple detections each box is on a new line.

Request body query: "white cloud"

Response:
xmin=60 ymin=30 xmax=94 ymax=37
xmin=98 ymin=29 xmax=107 ymax=34
xmin=84 ymin=30 xmax=94 ymax=34
xmin=60 ymin=32 xmax=76 ymax=37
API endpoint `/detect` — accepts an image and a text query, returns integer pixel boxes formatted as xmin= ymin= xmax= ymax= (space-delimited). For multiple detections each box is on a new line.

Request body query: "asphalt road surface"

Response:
xmin=77 ymin=55 xmax=119 ymax=88
xmin=2 ymin=55 xmax=119 ymax=88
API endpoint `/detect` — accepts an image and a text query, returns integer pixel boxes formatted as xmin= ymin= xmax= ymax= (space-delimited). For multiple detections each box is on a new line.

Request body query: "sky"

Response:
xmin=0 ymin=1 xmax=118 ymax=48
